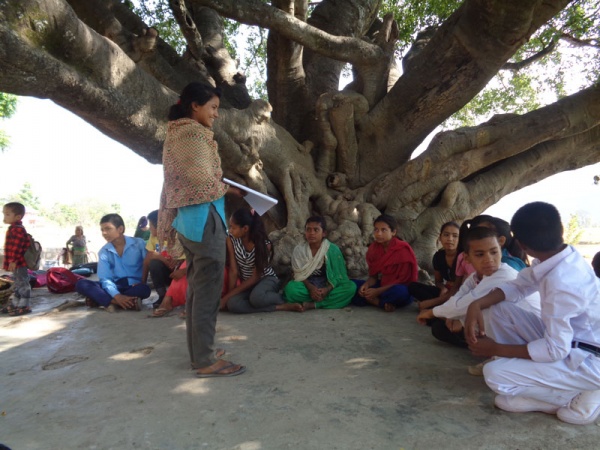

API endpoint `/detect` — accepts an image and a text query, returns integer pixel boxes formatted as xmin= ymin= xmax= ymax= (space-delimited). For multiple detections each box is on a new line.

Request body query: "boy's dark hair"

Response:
xmin=147 ymin=210 xmax=159 ymax=228
xmin=464 ymin=226 xmax=500 ymax=253
xmin=373 ymin=214 xmax=398 ymax=232
xmin=305 ymin=216 xmax=327 ymax=232
xmin=168 ymin=82 xmax=222 ymax=121
xmin=100 ymin=213 xmax=126 ymax=232
xmin=4 ymin=202 xmax=25 ymax=217
xmin=230 ymin=208 xmax=272 ymax=275
xmin=592 ymin=251 xmax=600 ymax=278
xmin=511 ymin=202 xmax=563 ymax=252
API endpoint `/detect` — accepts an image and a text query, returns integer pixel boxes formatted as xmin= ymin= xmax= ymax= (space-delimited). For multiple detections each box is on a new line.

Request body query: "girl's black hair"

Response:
xmin=305 ymin=216 xmax=327 ymax=232
xmin=100 ymin=213 xmax=125 ymax=231
xmin=168 ymin=82 xmax=222 ymax=121
xmin=438 ymin=221 xmax=460 ymax=272
xmin=439 ymin=221 xmax=460 ymax=234
xmin=373 ymin=214 xmax=398 ymax=232
xmin=457 ymin=214 xmax=528 ymax=264
xmin=136 ymin=216 xmax=148 ymax=229
xmin=231 ymin=208 xmax=272 ymax=275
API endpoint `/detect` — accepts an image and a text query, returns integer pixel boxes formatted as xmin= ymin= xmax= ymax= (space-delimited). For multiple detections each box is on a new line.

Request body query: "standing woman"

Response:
xmin=66 ymin=225 xmax=88 ymax=267
xmin=158 ymin=82 xmax=246 ymax=378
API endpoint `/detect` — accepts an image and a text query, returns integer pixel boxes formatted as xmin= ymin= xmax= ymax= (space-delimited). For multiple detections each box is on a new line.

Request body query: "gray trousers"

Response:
xmin=227 ymin=276 xmax=283 ymax=314
xmin=178 ymin=205 xmax=226 ymax=369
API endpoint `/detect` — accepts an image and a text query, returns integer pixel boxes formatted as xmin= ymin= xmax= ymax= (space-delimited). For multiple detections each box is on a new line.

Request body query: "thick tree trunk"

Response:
xmin=1 ymin=0 xmax=598 ymax=277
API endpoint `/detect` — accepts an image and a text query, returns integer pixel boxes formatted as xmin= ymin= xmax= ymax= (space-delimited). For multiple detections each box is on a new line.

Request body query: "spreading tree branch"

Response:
xmin=188 ymin=0 xmax=385 ymax=66
xmin=501 ymin=41 xmax=558 ymax=70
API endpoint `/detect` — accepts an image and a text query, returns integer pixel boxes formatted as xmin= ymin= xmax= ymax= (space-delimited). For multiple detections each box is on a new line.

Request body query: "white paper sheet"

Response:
xmin=223 ymin=178 xmax=278 ymax=216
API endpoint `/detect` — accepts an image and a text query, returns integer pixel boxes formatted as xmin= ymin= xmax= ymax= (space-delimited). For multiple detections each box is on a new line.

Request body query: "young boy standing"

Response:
xmin=465 ymin=202 xmax=600 ymax=425
xmin=2 ymin=202 xmax=32 ymax=316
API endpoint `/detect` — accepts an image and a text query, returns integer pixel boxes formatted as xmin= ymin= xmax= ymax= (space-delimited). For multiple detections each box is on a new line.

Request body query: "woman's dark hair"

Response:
xmin=231 ymin=208 xmax=272 ymax=275
xmin=136 ymin=216 xmax=148 ymax=229
xmin=100 ymin=213 xmax=125 ymax=231
xmin=373 ymin=214 xmax=398 ymax=232
xmin=147 ymin=210 xmax=159 ymax=228
xmin=305 ymin=216 xmax=327 ymax=232
xmin=168 ymin=82 xmax=222 ymax=121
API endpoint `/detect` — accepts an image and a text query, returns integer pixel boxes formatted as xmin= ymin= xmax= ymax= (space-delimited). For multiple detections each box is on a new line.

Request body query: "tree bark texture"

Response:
xmin=1 ymin=0 xmax=597 ymax=276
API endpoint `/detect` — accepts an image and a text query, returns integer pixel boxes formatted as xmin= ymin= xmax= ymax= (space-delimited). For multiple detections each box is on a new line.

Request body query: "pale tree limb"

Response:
xmin=501 ymin=41 xmax=558 ymax=71
xmin=188 ymin=0 xmax=385 ymax=66
xmin=374 ymin=83 xmax=600 ymax=213
xmin=266 ymin=0 xmax=307 ymax=136
xmin=0 ymin=0 xmax=174 ymax=162
xmin=359 ymin=0 xmax=573 ymax=180
xmin=66 ymin=0 xmax=211 ymax=93
xmin=406 ymin=125 xmax=600 ymax=270
xmin=188 ymin=5 xmax=252 ymax=108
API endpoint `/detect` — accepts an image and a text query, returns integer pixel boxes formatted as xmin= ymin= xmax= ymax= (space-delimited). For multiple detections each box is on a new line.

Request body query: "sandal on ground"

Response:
xmin=1 ymin=305 xmax=15 ymax=314
xmin=9 ymin=306 xmax=32 ymax=316
xmin=196 ymin=361 xmax=246 ymax=378
xmin=149 ymin=307 xmax=173 ymax=318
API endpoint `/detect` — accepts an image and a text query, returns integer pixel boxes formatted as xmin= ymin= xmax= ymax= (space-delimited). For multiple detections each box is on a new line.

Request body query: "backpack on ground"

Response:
xmin=46 ymin=267 xmax=83 ymax=294
xmin=24 ymin=233 xmax=42 ymax=271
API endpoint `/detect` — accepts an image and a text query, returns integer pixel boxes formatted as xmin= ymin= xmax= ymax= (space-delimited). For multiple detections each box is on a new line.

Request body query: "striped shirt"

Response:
xmin=230 ymin=235 xmax=276 ymax=281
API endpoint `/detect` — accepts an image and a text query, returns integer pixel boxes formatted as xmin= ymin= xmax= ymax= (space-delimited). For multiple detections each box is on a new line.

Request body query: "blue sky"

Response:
xmin=1 ymin=96 xmax=599 ymax=225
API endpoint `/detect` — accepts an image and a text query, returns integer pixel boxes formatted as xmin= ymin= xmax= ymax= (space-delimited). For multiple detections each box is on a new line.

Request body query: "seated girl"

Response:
xmin=142 ymin=209 xmax=181 ymax=309
xmin=408 ymin=221 xmax=460 ymax=310
xmin=150 ymin=261 xmax=187 ymax=317
xmin=76 ymin=214 xmax=151 ymax=311
xmin=352 ymin=214 xmax=418 ymax=312
xmin=221 ymin=208 xmax=302 ymax=314
xmin=284 ymin=216 xmax=356 ymax=310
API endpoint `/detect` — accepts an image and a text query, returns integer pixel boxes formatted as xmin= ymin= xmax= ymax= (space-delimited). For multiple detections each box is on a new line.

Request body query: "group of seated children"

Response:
xmin=415 ymin=203 xmax=600 ymax=425
xmin=7 ymin=198 xmax=600 ymax=425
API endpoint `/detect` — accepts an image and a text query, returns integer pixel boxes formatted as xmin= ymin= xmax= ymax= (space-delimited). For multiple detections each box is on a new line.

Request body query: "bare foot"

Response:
xmin=276 ymin=303 xmax=304 ymax=312
xmin=365 ymin=297 xmax=379 ymax=307
xmin=302 ymin=301 xmax=316 ymax=310
xmin=383 ymin=303 xmax=396 ymax=312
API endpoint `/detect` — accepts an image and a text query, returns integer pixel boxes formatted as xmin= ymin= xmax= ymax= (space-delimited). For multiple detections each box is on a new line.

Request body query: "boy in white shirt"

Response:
xmin=417 ymin=227 xmax=539 ymax=339
xmin=465 ymin=202 xmax=600 ymax=425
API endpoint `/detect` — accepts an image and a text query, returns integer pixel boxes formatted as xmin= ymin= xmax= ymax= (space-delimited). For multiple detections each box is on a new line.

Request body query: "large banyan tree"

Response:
xmin=0 ymin=0 xmax=599 ymax=276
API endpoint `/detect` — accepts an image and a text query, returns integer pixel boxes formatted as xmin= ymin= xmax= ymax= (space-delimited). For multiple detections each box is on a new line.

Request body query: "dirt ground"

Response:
xmin=1 ymin=285 xmax=600 ymax=450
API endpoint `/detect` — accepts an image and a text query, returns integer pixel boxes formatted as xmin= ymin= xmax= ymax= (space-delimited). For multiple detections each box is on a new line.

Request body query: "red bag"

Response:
xmin=46 ymin=267 xmax=84 ymax=294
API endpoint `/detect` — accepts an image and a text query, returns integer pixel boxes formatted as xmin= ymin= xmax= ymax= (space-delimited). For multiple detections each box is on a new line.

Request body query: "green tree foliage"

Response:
xmin=446 ymin=0 xmax=599 ymax=128
xmin=2 ymin=182 xmax=42 ymax=211
xmin=0 ymin=92 xmax=17 ymax=151
xmin=564 ymin=213 xmax=585 ymax=245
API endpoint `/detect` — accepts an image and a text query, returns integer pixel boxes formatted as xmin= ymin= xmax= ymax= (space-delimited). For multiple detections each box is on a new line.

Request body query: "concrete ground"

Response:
xmin=1 ymin=285 xmax=599 ymax=450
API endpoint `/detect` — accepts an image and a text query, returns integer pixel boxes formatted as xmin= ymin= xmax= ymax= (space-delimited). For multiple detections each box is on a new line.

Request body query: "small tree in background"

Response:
xmin=564 ymin=213 xmax=584 ymax=246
